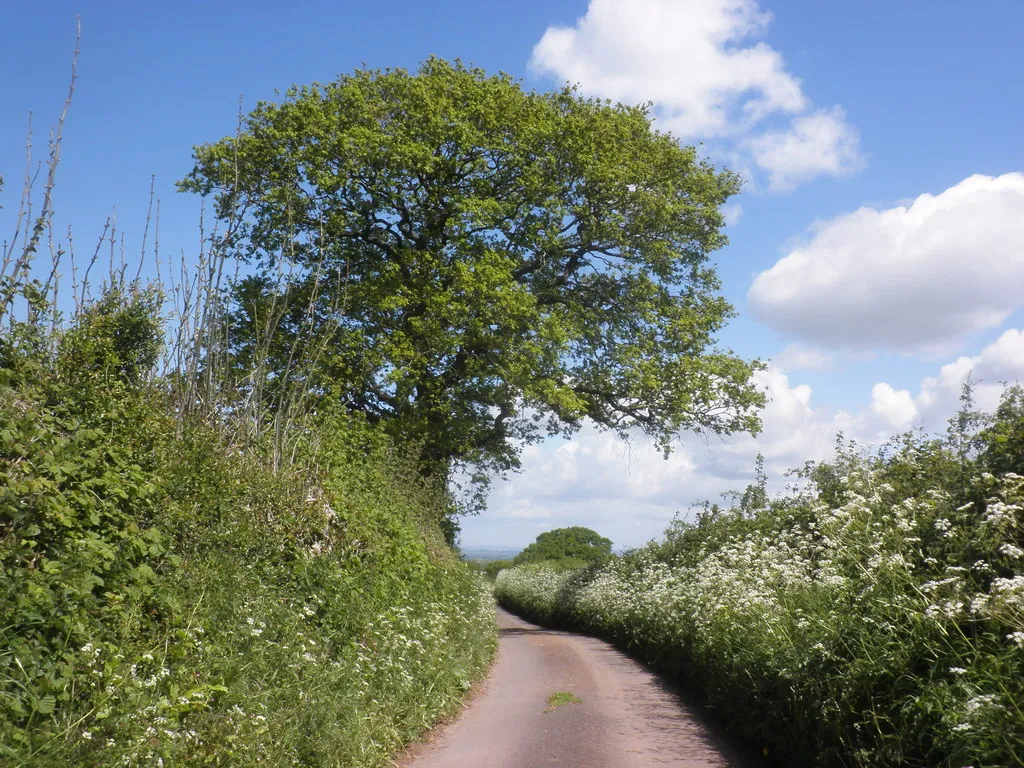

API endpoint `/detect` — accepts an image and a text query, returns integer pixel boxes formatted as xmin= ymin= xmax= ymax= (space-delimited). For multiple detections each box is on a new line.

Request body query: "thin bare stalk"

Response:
xmin=135 ymin=175 xmax=156 ymax=283
xmin=80 ymin=218 xmax=110 ymax=309
xmin=0 ymin=20 xmax=79 ymax=323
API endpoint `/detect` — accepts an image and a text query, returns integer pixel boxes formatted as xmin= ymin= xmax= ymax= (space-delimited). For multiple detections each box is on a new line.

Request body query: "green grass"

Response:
xmin=545 ymin=692 xmax=582 ymax=712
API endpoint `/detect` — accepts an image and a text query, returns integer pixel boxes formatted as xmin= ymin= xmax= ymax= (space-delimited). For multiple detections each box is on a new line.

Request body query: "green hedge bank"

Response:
xmin=1 ymin=292 xmax=496 ymax=767
xmin=497 ymin=426 xmax=1024 ymax=767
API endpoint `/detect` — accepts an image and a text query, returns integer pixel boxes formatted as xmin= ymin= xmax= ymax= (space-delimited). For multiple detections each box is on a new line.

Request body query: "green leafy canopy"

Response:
xmin=180 ymin=58 xmax=765 ymax=491
xmin=513 ymin=526 xmax=613 ymax=567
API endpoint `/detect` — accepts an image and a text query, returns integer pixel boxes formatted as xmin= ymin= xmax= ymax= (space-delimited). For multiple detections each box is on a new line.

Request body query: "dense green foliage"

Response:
xmin=0 ymin=288 xmax=496 ymax=766
xmin=180 ymin=58 xmax=765 ymax=486
xmin=496 ymin=394 xmax=1024 ymax=768
xmin=4 ymin=52 xmax=761 ymax=767
xmin=512 ymin=526 xmax=613 ymax=567
xmin=480 ymin=559 xmax=515 ymax=579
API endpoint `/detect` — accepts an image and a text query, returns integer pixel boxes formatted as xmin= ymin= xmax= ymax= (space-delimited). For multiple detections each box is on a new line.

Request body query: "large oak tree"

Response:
xmin=180 ymin=59 xmax=764 ymax=493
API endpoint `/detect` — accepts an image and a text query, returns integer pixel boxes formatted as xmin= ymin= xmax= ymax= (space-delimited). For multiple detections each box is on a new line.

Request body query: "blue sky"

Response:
xmin=4 ymin=1 xmax=1024 ymax=550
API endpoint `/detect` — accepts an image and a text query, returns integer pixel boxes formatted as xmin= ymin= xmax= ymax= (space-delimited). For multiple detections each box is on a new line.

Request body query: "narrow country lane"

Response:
xmin=401 ymin=608 xmax=764 ymax=768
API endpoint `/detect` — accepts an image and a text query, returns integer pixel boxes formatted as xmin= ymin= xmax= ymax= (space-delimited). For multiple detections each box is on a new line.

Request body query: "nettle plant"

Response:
xmin=0 ymin=287 xmax=178 ymax=749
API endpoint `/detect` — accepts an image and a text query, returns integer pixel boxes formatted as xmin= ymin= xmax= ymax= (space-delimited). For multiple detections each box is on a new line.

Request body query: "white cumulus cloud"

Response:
xmin=869 ymin=383 xmax=918 ymax=430
xmin=745 ymin=107 xmax=862 ymax=190
xmin=530 ymin=0 xmax=861 ymax=189
xmin=749 ymin=173 xmax=1024 ymax=351
xmin=462 ymin=329 xmax=1024 ymax=550
xmin=975 ymin=328 xmax=1024 ymax=380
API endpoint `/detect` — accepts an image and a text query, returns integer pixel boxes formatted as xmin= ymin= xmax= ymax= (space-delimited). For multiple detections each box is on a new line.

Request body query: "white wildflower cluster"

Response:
xmin=1001 ymin=543 xmax=1024 ymax=559
xmin=245 ymin=615 xmax=267 ymax=637
xmin=72 ymin=570 xmax=496 ymax=767
xmin=68 ymin=622 xmax=248 ymax=767
xmin=495 ymin=467 xmax=1024 ymax=761
xmin=950 ymin=692 xmax=1009 ymax=735
xmin=494 ymin=565 xmax=575 ymax=622
xmin=985 ymin=575 xmax=1024 ymax=625
xmin=342 ymin=574 xmax=496 ymax=738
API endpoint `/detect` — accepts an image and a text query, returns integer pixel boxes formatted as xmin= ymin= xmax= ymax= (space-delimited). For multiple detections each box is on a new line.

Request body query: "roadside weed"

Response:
xmin=545 ymin=692 xmax=582 ymax=712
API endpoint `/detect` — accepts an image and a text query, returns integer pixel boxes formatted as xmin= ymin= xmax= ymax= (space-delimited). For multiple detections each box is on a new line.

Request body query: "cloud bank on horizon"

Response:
xmin=478 ymin=327 xmax=1024 ymax=548
xmin=529 ymin=0 xmax=862 ymax=190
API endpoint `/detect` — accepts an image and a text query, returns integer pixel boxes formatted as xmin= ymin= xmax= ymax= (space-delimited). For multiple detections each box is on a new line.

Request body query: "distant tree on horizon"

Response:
xmin=513 ymin=526 xmax=613 ymax=567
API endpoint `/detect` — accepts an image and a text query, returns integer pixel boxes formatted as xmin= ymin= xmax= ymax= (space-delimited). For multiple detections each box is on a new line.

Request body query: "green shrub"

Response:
xmin=481 ymin=559 xmax=514 ymax=580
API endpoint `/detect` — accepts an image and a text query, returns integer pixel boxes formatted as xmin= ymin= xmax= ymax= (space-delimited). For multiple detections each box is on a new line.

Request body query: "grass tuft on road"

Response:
xmin=545 ymin=692 xmax=582 ymax=712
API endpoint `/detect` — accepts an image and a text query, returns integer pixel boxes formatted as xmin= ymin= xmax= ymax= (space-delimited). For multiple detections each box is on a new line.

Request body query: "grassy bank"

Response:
xmin=496 ymin=405 xmax=1024 ymax=767
xmin=0 ymin=288 xmax=496 ymax=766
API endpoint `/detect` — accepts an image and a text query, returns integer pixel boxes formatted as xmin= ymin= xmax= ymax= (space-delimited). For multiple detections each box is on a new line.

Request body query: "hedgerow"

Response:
xmin=1 ymin=51 xmax=500 ymax=763
xmin=496 ymin=407 xmax=1024 ymax=767
xmin=0 ymin=286 xmax=495 ymax=766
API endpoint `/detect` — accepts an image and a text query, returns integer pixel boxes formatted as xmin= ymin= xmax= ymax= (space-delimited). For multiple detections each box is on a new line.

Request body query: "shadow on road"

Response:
xmin=584 ymin=641 xmax=767 ymax=767
xmin=496 ymin=607 xmax=769 ymax=768
xmin=498 ymin=626 xmax=567 ymax=639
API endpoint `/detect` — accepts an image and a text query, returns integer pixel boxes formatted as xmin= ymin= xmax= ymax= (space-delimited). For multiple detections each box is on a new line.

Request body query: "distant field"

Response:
xmin=462 ymin=546 xmax=521 ymax=562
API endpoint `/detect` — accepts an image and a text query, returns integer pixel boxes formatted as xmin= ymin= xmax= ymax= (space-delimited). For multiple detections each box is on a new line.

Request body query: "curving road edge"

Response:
xmin=400 ymin=607 xmax=765 ymax=768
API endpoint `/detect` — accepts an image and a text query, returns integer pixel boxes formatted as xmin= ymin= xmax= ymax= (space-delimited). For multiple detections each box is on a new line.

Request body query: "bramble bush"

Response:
xmin=0 ymin=287 xmax=496 ymax=766
xmin=496 ymin=401 xmax=1024 ymax=768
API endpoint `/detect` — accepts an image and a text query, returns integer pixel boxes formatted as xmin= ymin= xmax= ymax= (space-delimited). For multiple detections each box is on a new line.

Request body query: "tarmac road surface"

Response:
xmin=401 ymin=607 xmax=764 ymax=768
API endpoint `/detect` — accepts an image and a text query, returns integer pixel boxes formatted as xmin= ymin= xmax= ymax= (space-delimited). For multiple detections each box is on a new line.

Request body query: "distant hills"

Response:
xmin=461 ymin=546 xmax=521 ymax=562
